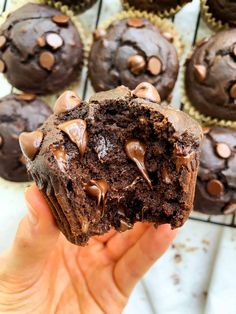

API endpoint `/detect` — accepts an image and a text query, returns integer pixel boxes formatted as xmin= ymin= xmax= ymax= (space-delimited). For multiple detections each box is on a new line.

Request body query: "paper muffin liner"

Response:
xmin=0 ymin=0 xmax=87 ymax=105
xmin=200 ymin=0 xmax=229 ymax=31
xmin=122 ymin=0 xmax=184 ymax=18
xmin=85 ymin=9 xmax=183 ymax=62
xmin=181 ymin=66 xmax=236 ymax=129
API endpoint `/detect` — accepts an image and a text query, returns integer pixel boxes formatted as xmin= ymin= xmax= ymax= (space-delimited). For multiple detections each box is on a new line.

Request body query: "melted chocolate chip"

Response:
xmin=19 ymin=130 xmax=43 ymax=160
xmin=93 ymin=29 xmax=107 ymax=41
xmin=162 ymin=32 xmax=173 ymax=42
xmin=128 ymin=55 xmax=146 ymax=75
xmin=36 ymin=37 xmax=46 ymax=47
xmin=147 ymin=57 xmax=162 ymax=76
xmin=233 ymin=46 xmax=236 ymax=56
xmin=118 ymin=219 xmax=133 ymax=232
xmin=0 ymin=135 xmax=3 ymax=148
xmin=46 ymin=33 xmax=63 ymax=50
xmin=58 ymin=119 xmax=88 ymax=158
xmin=15 ymin=93 xmax=36 ymax=101
xmin=0 ymin=59 xmax=6 ymax=73
xmin=125 ymin=139 xmax=152 ymax=188
xmin=53 ymin=146 xmax=67 ymax=172
xmin=54 ymin=91 xmax=81 ymax=114
xmin=84 ymin=179 xmax=109 ymax=216
xmin=39 ymin=51 xmax=55 ymax=71
xmin=230 ymin=83 xmax=236 ymax=99
xmin=194 ymin=64 xmax=207 ymax=82
xmin=52 ymin=15 xmax=70 ymax=25
xmin=19 ymin=154 xmax=27 ymax=165
xmin=0 ymin=35 xmax=6 ymax=49
xmin=202 ymin=127 xmax=210 ymax=134
xmin=215 ymin=142 xmax=231 ymax=159
xmin=207 ymin=179 xmax=224 ymax=197
xmin=127 ymin=18 xmax=144 ymax=28
xmin=132 ymin=82 xmax=161 ymax=103
xmin=175 ymin=152 xmax=195 ymax=173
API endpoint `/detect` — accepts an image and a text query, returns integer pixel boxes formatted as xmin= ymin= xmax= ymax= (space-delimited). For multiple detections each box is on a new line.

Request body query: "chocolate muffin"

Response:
xmin=185 ymin=30 xmax=236 ymax=121
xmin=206 ymin=0 xmax=236 ymax=26
xmin=0 ymin=93 xmax=52 ymax=182
xmin=194 ymin=127 xmax=236 ymax=215
xmin=20 ymin=83 xmax=202 ymax=245
xmin=89 ymin=18 xmax=179 ymax=101
xmin=46 ymin=0 xmax=98 ymax=14
xmin=123 ymin=0 xmax=192 ymax=15
xmin=0 ymin=3 xmax=83 ymax=95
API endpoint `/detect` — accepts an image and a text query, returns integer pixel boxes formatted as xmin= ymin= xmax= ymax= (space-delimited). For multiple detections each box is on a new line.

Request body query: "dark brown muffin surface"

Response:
xmin=89 ymin=18 xmax=179 ymax=101
xmin=0 ymin=94 xmax=52 ymax=182
xmin=20 ymin=83 xmax=202 ymax=245
xmin=124 ymin=0 xmax=192 ymax=13
xmin=206 ymin=0 xmax=236 ymax=26
xmin=0 ymin=3 xmax=83 ymax=94
xmin=194 ymin=127 xmax=236 ymax=215
xmin=52 ymin=0 xmax=98 ymax=13
xmin=185 ymin=30 xmax=236 ymax=121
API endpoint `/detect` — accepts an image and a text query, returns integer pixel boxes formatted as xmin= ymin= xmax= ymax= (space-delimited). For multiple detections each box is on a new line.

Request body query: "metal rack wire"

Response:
xmin=1 ymin=0 xmax=235 ymax=228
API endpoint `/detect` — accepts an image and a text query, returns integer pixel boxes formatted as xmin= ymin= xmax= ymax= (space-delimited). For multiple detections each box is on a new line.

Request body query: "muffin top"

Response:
xmin=185 ymin=30 xmax=236 ymax=121
xmin=89 ymin=18 xmax=179 ymax=101
xmin=0 ymin=3 xmax=83 ymax=95
xmin=194 ymin=126 xmax=236 ymax=215
xmin=206 ymin=0 xmax=236 ymax=26
xmin=124 ymin=0 xmax=192 ymax=12
xmin=0 ymin=93 xmax=52 ymax=182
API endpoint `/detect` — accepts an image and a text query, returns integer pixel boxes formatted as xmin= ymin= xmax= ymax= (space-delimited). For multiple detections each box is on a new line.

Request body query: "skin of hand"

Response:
xmin=0 ymin=184 xmax=177 ymax=314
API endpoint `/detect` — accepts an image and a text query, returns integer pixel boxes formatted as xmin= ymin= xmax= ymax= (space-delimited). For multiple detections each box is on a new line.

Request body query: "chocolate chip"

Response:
xmin=194 ymin=64 xmax=207 ymax=82
xmin=0 ymin=59 xmax=6 ymax=73
xmin=52 ymin=15 xmax=70 ymax=25
xmin=233 ymin=46 xmax=236 ymax=56
xmin=0 ymin=135 xmax=3 ymax=148
xmin=46 ymin=33 xmax=63 ymax=50
xmin=207 ymin=179 xmax=224 ymax=197
xmin=125 ymin=139 xmax=152 ymax=188
xmin=19 ymin=130 xmax=43 ymax=160
xmin=39 ymin=51 xmax=55 ymax=71
xmin=84 ymin=179 xmax=109 ymax=216
xmin=118 ymin=219 xmax=133 ymax=232
xmin=162 ymin=32 xmax=173 ymax=42
xmin=229 ymin=83 xmax=236 ymax=99
xmin=54 ymin=91 xmax=81 ymax=114
xmin=127 ymin=18 xmax=144 ymax=28
xmin=58 ymin=119 xmax=88 ymax=158
xmin=0 ymin=35 xmax=6 ymax=49
xmin=147 ymin=57 xmax=162 ymax=76
xmin=128 ymin=55 xmax=146 ymax=75
xmin=202 ymin=127 xmax=210 ymax=134
xmin=215 ymin=142 xmax=231 ymax=159
xmin=223 ymin=203 xmax=236 ymax=215
xmin=36 ymin=37 xmax=46 ymax=47
xmin=93 ymin=28 xmax=107 ymax=41
xmin=132 ymin=82 xmax=161 ymax=103
xmin=53 ymin=146 xmax=67 ymax=172
xmin=19 ymin=154 xmax=27 ymax=165
xmin=15 ymin=93 xmax=36 ymax=101
xmin=175 ymin=152 xmax=195 ymax=172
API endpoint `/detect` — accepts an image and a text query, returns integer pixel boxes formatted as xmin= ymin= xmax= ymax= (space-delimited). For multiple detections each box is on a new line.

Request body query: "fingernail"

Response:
xmin=26 ymin=202 xmax=38 ymax=225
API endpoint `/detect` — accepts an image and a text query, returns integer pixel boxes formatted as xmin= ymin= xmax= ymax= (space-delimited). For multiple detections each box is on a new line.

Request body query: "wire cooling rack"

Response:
xmin=1 ymin=0 xmax=235 ymax=228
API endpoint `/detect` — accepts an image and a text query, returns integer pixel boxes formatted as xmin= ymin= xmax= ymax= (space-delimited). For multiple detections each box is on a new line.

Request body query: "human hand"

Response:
xmin=0 ymin=185 xmax=177 ymax=314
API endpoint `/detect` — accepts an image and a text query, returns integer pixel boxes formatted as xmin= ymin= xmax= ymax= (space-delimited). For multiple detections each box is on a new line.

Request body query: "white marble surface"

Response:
xmin=0 ymin=0 xmax=236 ymax=313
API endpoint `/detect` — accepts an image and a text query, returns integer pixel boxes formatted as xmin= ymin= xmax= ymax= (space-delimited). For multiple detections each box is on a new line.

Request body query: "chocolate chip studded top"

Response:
xmin=194 ymin=126 xmax=236 ymax=215
xmin=88 ymin=18 xmax=179 ymax=101
xmin=124 ymin=0 xmax=192 ymax=13
xmin=0 ymin=3 xmax=83 ymax=94
xmin=206 ymin=0 xmax=236 ymax=26
xmin=0 ymin=94 xmax=52 ymax=182
xmin=185 ymin=30 xmax=236 ymax=121
xmin=54 ymin=0 xmax=98 ymax=14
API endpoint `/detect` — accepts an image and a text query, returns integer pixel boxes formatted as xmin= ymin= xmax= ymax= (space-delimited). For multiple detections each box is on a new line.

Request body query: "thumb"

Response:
xmin=1 ymin=184 xmax=59 ymax=279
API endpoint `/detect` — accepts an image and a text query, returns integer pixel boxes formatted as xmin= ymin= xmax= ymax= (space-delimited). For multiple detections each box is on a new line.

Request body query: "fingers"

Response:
xmin=1 ymin=184 xmax=59 ymax=279
xmin=114 ymin=224 xmax=177 ymax=297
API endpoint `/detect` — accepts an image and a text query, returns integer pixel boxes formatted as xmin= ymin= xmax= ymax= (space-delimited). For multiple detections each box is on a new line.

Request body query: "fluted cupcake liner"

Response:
xmin=181 ymin=67 xmax=236 ymax=129
xmin=122 ymin=0 xmax=185 ymax=18
xmin=85 ymin=8 xmax=184 ymax=64
xmin=0 ymin=0 xmax=87 ymax=104
xmin=200 ymin=0 xmax=229 ymax=31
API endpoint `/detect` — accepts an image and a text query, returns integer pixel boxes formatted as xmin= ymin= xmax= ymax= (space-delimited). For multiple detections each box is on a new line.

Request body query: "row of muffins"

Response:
xmin=0 ymin=0 xmax=236 ymax=217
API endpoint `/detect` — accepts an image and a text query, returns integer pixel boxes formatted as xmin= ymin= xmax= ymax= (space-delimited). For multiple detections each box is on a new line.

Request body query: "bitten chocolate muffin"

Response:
xmin=0 ymin=93 xmax=52 ymax=182
xmin=124 ymin=0 xmax=192 ymax=14
xmin=206 ymin=0 xmax=236 ymax=26
xmin=185 ymin=30 xmax=236 ymax=121
xmin=48 ymin=0 xmax=98 ymax=14
xmin=0 ymin=3 xmax=83 ymax=94
xmin=20 ymin=83 xmax=202 ymax=245
xmin=194 ymin=127 xmax=236 ymax=215
xmin=89 ymin=18 xmax=179 ymax=101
